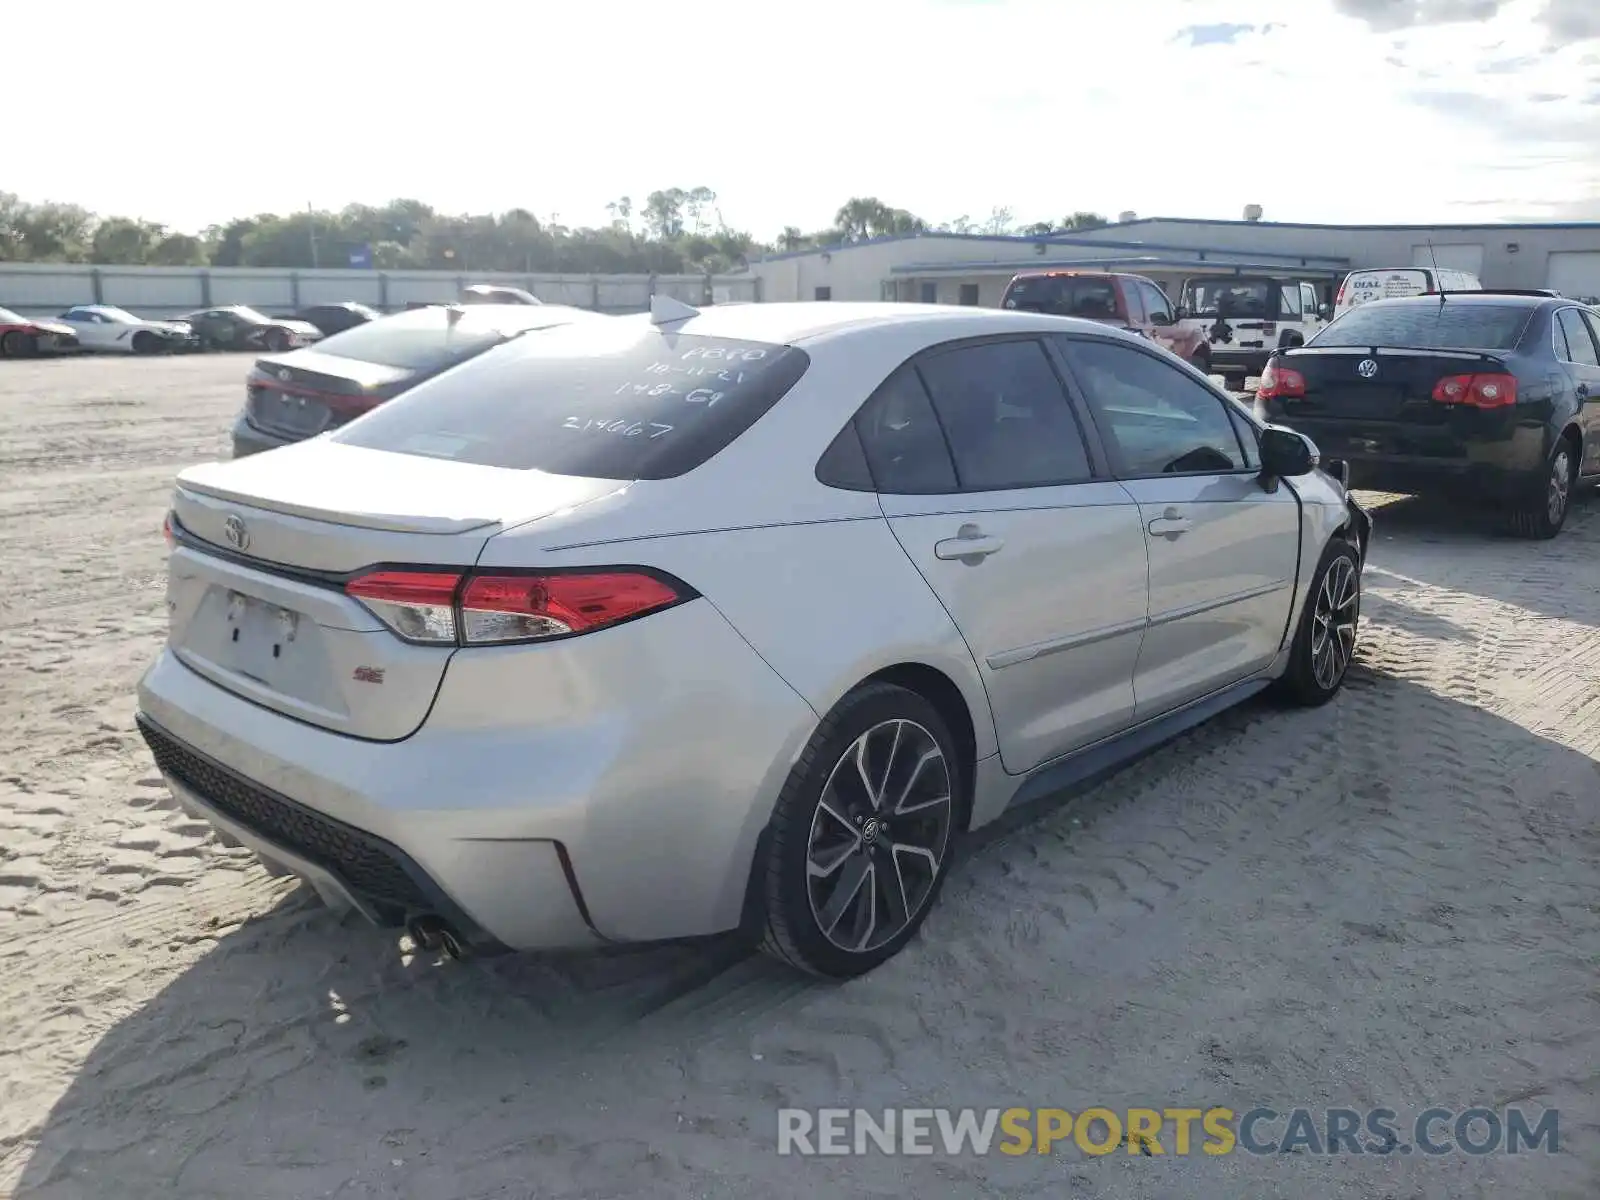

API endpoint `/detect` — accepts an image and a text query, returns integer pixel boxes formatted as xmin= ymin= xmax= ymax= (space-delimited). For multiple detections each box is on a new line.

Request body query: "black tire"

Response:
xmin=1273 ymin=537 xmax=1362 ymax=707
xmin=758 ymin=682 xmax=964 ymax=979
xmin=1 ymin=330 xmax=37 ymax=358
xmin=1188 ymin=349 xmax=1211 ymax=375
xmin=130 ymin=330 xmax=160 ymax=355
xmin=264 ymin=328 xmax=290 ymax=353
xmin=1506 ymin=438 xmax=1576 ymax=540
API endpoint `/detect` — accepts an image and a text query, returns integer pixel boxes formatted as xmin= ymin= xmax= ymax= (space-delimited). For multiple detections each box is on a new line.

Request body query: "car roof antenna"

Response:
xmin=650 ymin=294 xmax=699 ymax=325
xmin=1427 ymin=239 xmax=1447 ymax=305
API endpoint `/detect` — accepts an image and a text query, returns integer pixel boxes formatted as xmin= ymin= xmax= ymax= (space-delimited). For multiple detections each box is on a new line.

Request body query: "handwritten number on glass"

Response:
xmin=564 ymin=416 xmax=674 ymax=438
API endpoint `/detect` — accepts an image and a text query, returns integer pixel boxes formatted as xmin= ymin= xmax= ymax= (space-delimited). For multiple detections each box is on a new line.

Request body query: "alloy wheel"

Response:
xmin=1309 ymin=556 xmax=1359 ymax=691
xmin=805 ymin=719 xmax=953 ymax=954
xmin=1548 ymin=448 xmax=1572 ymax=526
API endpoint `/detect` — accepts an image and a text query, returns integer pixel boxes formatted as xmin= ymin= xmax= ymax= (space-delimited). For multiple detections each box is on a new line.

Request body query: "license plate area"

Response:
xmin=224 ymin=591 xmax=306 ymax=680
xmin=253 ymin=389 xmax=331 ymax=436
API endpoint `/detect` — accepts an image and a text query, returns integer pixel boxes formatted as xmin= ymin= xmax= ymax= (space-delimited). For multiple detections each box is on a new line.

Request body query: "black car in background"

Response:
xmin=181 ymin=305 xmax=324 ymax=353
xmin=1257 ymin=292 xmax=1600 ymax=539
xmin=294 ymin=301 xmax=380 ymax=338
xmin=231 ymin=302 xmax=603 ymax=457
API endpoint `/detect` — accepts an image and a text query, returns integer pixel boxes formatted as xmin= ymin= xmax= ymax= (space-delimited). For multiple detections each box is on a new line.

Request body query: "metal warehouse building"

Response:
xmin=738 ymin=217 xmax=1600 ymax=307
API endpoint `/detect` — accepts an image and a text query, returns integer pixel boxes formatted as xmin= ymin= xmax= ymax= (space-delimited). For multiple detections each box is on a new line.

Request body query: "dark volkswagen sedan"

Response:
xmin=231 ymin=302 xmax=602 ymax=457
xmin=1256 ymin=292 xmax=1600 ymax=539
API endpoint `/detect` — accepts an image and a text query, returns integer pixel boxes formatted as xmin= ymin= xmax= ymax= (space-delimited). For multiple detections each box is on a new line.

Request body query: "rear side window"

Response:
xmin=315 ymin=308 xmax=529 ymax=371
xmin=1312 ymin=303 xmax=1533 ymax=351
xmin=1003 ymin=275 xmax=1121 ymax=320
xmin=854 ymin=368 xmax=959 ymax=494
xmin=916 ymin=339 xmax=1093 ymax=490
xmin=1556 ymin=309 xmax=1600 ymax=366
xmin=333 ymin=320 xmax=810 ymax=480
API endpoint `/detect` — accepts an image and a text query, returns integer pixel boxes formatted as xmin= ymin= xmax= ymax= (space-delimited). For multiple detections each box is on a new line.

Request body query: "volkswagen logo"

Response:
xmin=1357 ymin=358 xmax=1379 ymax=379
xmin=277 ymin=368 xmax=291 ymax=381
xmin=223 ymin=514 xmax=250 ymax=552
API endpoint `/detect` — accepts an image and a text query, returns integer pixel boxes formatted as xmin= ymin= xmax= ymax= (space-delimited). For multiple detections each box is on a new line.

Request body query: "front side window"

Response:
xmin=1140 ymin=282 xmax=1174 ymax=323
xmin=1058 ymin=337 xmax=1247 ymax=477
xmin=1279 ymin=285 xmax=1303 ymax=317
xmin=333 ymin=319 xmax=810 ymax=480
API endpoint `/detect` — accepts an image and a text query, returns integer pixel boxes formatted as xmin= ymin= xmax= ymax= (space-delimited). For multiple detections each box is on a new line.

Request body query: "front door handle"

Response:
xmin=935 ymin=523 xmax=1005 ymax=563
xmin=1147 ymin=507 xmax=1192 ymax=539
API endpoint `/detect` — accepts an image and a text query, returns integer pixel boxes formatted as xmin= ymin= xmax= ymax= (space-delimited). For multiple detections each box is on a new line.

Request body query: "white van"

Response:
xmin=1332 ymin=267 xmax=1482 ymax=319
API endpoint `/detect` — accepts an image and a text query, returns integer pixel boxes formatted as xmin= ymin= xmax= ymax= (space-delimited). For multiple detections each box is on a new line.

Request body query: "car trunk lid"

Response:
xmin=247 ymin=350 xmax=417 ymax=439
xmin=1270 ymin=347 xmax=1510 ymax=423
xmin=165 ymin=440 xmax=625 ymax=739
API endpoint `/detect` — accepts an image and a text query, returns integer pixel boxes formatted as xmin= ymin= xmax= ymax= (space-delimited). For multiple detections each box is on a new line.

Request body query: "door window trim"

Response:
xmin=1048 ymin=332 xmax=1259 ymax=482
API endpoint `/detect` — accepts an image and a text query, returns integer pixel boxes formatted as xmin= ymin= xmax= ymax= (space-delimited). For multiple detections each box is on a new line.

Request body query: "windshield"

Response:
xmin=313 ymin=307 xmax=575 ymax=371
xmin=333 ymin=319 xmax=811 ymax=480
xmin=228 ymin=306 xmax=271 ymax=323
xmin=1002 ymin=275 xmax=1121 ymax=320
xmin=0 ymin=307 xmax=23 ymax=324
xmin=92 ymin=306 xmax=139 ymax=323
xmin=1183 ymin=280 xmax=1272 ymax=318
xmin=1309 ymin=302 xmax=1533 ymax=351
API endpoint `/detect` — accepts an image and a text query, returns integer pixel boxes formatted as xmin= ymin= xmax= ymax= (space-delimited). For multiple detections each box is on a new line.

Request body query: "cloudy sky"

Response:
xmin=11 ymin=0 xmax=1599 ymax=235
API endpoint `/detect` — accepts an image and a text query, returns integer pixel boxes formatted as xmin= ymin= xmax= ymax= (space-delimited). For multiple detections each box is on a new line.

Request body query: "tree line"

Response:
xmin=0 ymin=190 xmax=1109 ymax=275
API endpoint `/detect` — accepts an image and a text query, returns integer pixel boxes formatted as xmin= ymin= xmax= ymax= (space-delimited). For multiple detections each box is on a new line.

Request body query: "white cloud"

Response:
xmin=6 ymin=0 xmax=1598 ymax=235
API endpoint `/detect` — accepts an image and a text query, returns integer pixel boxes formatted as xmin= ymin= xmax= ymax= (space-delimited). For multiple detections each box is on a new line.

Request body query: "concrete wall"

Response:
xmin=0 ymin=263 xmax=761 ymax=318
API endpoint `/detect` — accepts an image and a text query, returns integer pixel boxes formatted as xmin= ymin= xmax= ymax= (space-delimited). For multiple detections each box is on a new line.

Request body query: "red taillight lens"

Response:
xmin=344 ymin=568 xmax=688 ymax=645
xmin=1335 ymin=282 xmax=1347 ymax=306
xmin=346 ymin=570 xmax=462 ymax=643
xmin=460 ymin=571 xmax=685 ymax=643
xmin=1257 ymin=360 xmax=1307 ymax=401
xmin=162 ymin=510 xmax=176 ymax=547
xmin=1431 ymin=373 xmax=1517 ymax=409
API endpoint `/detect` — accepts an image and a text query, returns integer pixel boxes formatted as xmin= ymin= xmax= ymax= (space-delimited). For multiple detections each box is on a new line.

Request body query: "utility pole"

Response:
xmin=307 ymin=201 xmax=320 ymax=268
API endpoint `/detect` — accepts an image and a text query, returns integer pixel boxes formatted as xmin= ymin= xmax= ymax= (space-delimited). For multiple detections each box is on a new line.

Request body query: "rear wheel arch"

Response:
xmin=861 ymin=662 xmax=978 ymax=824
xmin=1560 ymin=422 xmax=1583 ymax=470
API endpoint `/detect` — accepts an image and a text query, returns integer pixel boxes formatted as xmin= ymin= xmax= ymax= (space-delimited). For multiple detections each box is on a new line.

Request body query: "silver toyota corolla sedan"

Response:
xmin=136 ymin=299 xmax=1371 ymax=979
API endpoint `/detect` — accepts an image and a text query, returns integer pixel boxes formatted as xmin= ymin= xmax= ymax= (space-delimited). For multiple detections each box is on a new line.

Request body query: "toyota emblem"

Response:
xmin=1357 ymin=358 xmax=1379 ymax=379
xmin=223 ymin=514 xmax=250 ymax=551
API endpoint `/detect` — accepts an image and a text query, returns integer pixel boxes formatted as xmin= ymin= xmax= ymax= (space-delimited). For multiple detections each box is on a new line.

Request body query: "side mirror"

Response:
xmin=1259 ymin=424 xmax=1318 ymax=479
xmin=1149 ymin=311 xmax=1174 ymax=327
xmin=1318 ymin=303 xmax=1332 ymax=320
xmin=1173 ymin=306 xmax=1189 ymax=320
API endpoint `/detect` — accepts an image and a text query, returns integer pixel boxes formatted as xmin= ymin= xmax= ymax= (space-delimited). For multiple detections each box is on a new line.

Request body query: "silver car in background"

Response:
xmin=136 ymin=300 xmax=1370 ymax=979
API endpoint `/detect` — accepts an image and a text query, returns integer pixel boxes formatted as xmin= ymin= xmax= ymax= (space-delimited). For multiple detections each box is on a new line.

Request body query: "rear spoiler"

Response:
xmin=1451 ymin=288 xmax=1559 ymax=299
xmin=1283 ymin=344 xmax=1509 ymax=365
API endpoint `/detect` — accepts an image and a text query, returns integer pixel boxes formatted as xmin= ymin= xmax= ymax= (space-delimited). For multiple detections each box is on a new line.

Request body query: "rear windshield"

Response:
xmin=331 ymin=319 xmax=810 ymax=480
xmin=1310 ymin=302 xmax=1533 ymax=351
xmin=313 ymin=308 xmax=551 ymax=371
xmin=1340 ymin=270 xmax=1430 ymax=308
xmin=1003 ymin=275 xmax=1120 ymax=319
xmin=1182 ymin=279 xmax=1271 ymax=317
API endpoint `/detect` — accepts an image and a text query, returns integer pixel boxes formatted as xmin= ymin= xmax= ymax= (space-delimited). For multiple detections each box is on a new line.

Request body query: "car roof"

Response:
xmin=1007 ymin=269 xmax=1144 ymax=281
xmin=619 ymin=300 xmax=1136 ymax=346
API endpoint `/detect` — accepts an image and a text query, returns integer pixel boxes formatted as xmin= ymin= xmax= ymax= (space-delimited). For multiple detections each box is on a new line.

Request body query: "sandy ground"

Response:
xmin=1 ymin=355 xmax=1598 ymax=1199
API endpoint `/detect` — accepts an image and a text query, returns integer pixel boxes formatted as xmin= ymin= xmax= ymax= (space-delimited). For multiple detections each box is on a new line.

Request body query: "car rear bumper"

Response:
xmin=133 ymin=597 xmax=820 ymax=952
xmin=231 ymin=414 xmax=296 ymax=458
xmin=1208 ymin=348 xmax=1272 ymax=375
xmin=1273 ymin=414 xmax=1548 ymax=497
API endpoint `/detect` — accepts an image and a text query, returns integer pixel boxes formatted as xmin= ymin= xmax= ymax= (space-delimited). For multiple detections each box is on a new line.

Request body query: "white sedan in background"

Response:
xmin=56 ymin=304 xmax=202 ymax=354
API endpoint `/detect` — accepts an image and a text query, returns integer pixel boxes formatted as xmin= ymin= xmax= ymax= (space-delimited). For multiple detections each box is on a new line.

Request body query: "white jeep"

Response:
xmin=1176 ymin=276 xmax=1329 ymax=388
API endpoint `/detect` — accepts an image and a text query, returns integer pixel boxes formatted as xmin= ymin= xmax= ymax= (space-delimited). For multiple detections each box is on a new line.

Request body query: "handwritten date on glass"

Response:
xmin=563 ymin=417 xmax=674 ymax=438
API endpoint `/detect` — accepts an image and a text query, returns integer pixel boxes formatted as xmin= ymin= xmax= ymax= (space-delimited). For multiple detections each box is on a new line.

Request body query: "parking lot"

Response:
xmin=1 ymin=354 xmax=1598 ymax=1199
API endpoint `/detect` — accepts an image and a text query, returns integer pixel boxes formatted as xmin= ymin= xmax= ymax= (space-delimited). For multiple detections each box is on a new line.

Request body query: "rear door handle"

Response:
xmin=1147 ymin=508 xmax=1192 ymax=538
xmin=934 ymin=523 xmax=1005 ymax=562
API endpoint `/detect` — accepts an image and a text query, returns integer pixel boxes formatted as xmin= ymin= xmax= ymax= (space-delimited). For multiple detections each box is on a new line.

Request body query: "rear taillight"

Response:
xmin=1335 ymin=281 xmax=1347 ymax=307
xmin=1257 ymin=360 xmax=1307 ymax=401
xmin=344 ymin=568 xmax=691 ymax=646
xmin=162 ymin=510 xmax=175 ymax=548
xmin=346 ymin=571 xmax=460 ymax=643
xmin=1431 ymin=373 xmax=1517 ymax=409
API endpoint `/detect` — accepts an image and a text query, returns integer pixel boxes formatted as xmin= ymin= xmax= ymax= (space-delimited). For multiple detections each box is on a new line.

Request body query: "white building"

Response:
xmin=738 ymin=216 xmax=1600 ymax=306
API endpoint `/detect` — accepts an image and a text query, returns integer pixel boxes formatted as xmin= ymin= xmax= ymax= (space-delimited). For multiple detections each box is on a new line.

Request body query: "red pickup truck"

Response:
xmin=1001 ymin=270 xmax=1211 ymax=372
